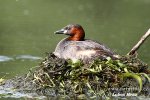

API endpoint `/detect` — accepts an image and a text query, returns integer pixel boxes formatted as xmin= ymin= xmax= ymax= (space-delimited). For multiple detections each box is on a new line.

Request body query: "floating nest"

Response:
xmin=1 ymin=52 xmax=150 ymax=99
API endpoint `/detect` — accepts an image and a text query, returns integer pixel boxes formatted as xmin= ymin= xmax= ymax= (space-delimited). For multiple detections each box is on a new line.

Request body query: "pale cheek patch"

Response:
xmin=64 ymin=30 xmax=68 ymax=34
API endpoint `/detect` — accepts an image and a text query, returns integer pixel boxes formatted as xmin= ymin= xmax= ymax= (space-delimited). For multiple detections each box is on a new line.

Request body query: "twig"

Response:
xmin=128 ymin=28 xmax=150 ymax=55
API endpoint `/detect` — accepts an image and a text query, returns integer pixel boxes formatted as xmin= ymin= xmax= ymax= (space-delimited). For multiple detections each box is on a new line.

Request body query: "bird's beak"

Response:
xmin=54 ymin=29 xmax=68 ymax=34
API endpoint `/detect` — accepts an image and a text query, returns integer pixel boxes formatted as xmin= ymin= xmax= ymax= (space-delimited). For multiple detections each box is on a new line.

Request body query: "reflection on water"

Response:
xmin=0 ymin=55 xmax=42 ymax=82
xmin=0 ymin=56 xmax=13 ymax=62
xmin=15 ymin=55 xmax=42 ymax=60
xmin=0 ymin=55 xmax=42 ymax=62
xmin=0 ymin=55 xmax=42 ymax=79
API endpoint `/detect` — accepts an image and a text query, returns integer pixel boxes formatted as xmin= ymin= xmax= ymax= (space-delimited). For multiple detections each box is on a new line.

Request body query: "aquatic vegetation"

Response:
xmin=20 ymin=53 xmax=149 ymax=99
xmin=0 ymin=53 xmax=149 ymax=99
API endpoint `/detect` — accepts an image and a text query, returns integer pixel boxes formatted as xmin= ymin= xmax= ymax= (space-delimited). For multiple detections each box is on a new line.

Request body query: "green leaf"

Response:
xmin=122 ymin=73 xmax=143 ymax=92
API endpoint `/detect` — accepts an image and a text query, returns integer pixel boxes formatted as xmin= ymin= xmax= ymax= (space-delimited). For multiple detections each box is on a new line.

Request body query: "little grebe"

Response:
xmin=53 ymin=24 xmax=117 ymax=63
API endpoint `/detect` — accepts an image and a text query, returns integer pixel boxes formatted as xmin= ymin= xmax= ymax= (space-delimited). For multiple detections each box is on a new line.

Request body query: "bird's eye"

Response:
xmin=64 ymin=26 xmax=70 ymax=30
xmin=68 ymin=27 xmax=71 ymax=30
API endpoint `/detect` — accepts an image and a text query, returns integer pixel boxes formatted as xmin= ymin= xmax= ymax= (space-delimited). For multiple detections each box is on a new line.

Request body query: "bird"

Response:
xmin=53 ymin=24 xmax=118 ymax=63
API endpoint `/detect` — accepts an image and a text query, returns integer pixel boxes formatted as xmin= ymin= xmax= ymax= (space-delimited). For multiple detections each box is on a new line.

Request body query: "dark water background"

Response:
xmin=0 ymin=0 xmax=150 ymax=80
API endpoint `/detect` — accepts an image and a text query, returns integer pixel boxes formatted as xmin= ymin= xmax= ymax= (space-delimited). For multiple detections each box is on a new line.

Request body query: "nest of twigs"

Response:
xmin=12 ymin=52 xmax=147 ymax=99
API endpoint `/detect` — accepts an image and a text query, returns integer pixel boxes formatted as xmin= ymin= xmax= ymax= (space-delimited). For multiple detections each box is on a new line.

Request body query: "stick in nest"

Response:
xmin=128 ymin=28 xmax=150 ymax=55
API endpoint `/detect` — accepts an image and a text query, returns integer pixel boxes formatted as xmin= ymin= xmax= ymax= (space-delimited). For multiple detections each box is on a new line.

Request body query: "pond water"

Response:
xmin=0 ymin=0 xmax=150 ymax=99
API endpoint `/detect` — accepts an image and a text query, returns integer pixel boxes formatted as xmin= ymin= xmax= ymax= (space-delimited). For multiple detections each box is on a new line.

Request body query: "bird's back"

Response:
xmin=54 ymin=38 xmax=116 ymax=63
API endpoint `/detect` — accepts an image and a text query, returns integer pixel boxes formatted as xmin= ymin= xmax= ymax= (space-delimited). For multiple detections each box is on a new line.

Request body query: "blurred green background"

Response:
xmin=0 ymin=0 xmax=150 ymax=78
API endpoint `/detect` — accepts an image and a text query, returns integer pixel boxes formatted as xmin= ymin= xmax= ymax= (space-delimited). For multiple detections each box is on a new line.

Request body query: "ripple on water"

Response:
xmin=0 ymin=56 xmax=13 ymax=62
xmin=0 ymin=55 xmax=42 ymax=62
xmin=15 ymin=55 xmax=42 ymax=60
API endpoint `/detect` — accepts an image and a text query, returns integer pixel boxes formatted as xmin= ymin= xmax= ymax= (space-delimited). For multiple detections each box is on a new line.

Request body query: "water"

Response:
xmin=0 ymin=0 xmax=150 ymax=99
